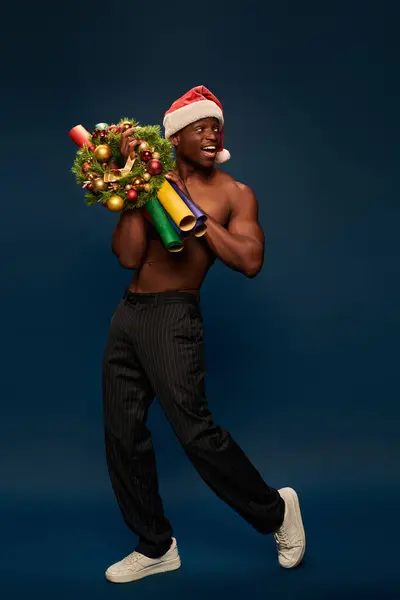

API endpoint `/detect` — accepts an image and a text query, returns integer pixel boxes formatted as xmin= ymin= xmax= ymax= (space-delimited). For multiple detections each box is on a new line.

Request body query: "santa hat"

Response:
xmin=163 ymin=85 xmax=231 ymax=164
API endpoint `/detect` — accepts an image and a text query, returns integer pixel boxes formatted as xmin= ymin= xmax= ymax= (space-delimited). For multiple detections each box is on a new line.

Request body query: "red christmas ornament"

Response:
xmin=82 ymin=162 xmax=91 ymax=172
xmin=102 ymin=162 xmax=108 ymax=167
xmin=87 ymin=183 xmax=93 ymax=191
xmin=108 ymin=125 xmax=120 ymax=134
xmin=127 ymin=189 xmax=138 ymax=201
xmin=147 ymin=159 xmax=163 ymax=175
xmin=141 ymin=150 xmax=153 ymax=162
xmin=89 ymin=144 xmax=96 ymax=151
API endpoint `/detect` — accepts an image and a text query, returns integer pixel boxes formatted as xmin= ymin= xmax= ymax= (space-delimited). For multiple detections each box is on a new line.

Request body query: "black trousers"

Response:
xmin=102 ymin=290 xmax=285 ymax=558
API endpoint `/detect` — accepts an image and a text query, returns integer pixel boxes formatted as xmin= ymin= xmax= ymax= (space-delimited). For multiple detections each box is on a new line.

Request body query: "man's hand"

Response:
xmin=165 ymin=171 xmax=190 ymax=197
xmin=120 ymin=127 xmax=139 ymax=162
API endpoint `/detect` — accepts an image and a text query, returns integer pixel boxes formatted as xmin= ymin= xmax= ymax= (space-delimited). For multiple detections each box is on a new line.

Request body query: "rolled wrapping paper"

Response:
xmin=69 ymin=125 xmax=91 ymax=148
xmin=156 ymin=180 xmax=196 ymax=232
xmin=144 ymin=204 xmax=189 ymax=248
xmin=193 ymin=220 xmax=207 ymax=237
xmin=144 ymin=198 xmax=184 ymax=253
xmin=166 ymin=213 xmax=195 ymax=244
xmin=168 ymin=181 xmax=208 ymax=237
xmin=166 ymin=213 xmax=185 ymax=238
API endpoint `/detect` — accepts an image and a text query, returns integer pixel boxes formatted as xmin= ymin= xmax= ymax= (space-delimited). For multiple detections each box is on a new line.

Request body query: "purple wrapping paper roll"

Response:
xmin=169 ymin=181 xmax=207 ymax=235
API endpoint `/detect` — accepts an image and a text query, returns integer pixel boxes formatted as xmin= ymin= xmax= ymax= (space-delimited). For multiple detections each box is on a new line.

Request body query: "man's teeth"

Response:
xmin=203 ymin=146 xmax=216 ymax=151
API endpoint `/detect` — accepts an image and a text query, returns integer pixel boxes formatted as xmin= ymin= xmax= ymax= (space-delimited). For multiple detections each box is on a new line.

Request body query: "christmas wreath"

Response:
xmin=70 ymin=119 xmax=175 ymax=212
xmin=69 ymin=119 xmax=207 ymax=252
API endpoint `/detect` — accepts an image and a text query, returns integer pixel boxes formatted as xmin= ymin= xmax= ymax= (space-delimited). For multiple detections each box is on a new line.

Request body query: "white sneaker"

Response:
xmin=105 ymin=538 xmax=181 ymax=583
xmin=273 ymin=487 xmax=306 ymax=568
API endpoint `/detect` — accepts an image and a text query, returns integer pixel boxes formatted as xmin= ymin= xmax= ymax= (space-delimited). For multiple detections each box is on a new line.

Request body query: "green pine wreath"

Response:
xmin=71 ymin=118 xmax=176 ymax=211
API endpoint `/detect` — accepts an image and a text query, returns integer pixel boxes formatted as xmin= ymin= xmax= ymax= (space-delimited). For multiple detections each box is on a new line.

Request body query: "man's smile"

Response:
xmin=201 ymin=145 xmax=217 ymax=158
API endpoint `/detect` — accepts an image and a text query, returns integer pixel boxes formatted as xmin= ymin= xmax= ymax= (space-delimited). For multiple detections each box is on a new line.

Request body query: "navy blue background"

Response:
xmin=2 ymin=1 xmax=399 ymax=598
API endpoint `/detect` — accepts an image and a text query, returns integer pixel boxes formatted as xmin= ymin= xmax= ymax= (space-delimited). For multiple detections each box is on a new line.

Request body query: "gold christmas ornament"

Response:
xmin=125 ymin=184 xmax=132 ymax=191
xmin=152 ymin=151 xmax=160 ymax=160
xmin=92 ymin=177 xmax=107 ymax=193
xmin=94 ymin=144 xmax=111 ymax=161
xmin=107 ymin=195 xmax=124 ymax=211
xmin=143 ymin=183 xmax=151 ymax=193
xmin=132 ymin=176 xmax=145 ymax=191
xmin=143 ymin=172 xmax=151 ymax=182
xmin=139 ymin=141 xmax=149 ymax=152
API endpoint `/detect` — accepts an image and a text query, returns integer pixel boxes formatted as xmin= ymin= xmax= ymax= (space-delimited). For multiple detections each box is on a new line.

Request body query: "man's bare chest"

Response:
xmin=186 ymin=184 xmax=231 ymax=227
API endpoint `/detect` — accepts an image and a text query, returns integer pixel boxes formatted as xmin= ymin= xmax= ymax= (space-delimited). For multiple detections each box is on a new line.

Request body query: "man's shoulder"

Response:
xmin=215 ymin=169 xmax=253 ymax=196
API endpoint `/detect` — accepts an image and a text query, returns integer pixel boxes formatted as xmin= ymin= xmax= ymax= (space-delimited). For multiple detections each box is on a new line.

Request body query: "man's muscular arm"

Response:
xmin=164 ymin=171 xmax=264 ymax=278
xmin=203 ymin=184 xmax=265 ymax=278
xmin=111 ymin=209 xmax=148 ymax=269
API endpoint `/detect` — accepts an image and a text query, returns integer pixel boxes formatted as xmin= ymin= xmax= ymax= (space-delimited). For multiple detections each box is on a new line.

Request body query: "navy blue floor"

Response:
xmin=2 ymin=485 xmax=399 ymax=599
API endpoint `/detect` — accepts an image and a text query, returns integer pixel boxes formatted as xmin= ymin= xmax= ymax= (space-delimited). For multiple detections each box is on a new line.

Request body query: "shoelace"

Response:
xmin=121 ymin=552 xmax=143 ymax=565
xmin=274 ymin=527 xmax=290 ymax=548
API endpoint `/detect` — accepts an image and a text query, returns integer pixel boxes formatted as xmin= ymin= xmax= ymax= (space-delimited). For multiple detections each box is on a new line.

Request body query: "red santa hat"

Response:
xmin=163 ymin=85 xmax=231 ymax=164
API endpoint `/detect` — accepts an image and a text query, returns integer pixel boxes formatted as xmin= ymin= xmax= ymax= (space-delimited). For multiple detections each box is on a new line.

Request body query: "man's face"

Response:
xmin=172 ymin=118 xmax=221 ymax=168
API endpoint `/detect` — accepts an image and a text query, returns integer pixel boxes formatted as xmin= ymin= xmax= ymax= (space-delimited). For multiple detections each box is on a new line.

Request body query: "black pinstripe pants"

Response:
xmin=102 ymin=290 xmax=285 ymax=558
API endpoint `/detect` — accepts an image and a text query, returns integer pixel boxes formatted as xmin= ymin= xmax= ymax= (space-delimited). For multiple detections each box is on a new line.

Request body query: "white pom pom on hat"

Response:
xmin=163 ymin=85 xmax=231 ymax=164
xmin=214 ymin=148 xmax=231 ymax=163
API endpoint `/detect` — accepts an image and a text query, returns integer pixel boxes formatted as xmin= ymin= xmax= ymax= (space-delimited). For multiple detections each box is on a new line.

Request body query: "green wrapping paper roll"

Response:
xmin=144 ymin=198 xmax=184 ymax=252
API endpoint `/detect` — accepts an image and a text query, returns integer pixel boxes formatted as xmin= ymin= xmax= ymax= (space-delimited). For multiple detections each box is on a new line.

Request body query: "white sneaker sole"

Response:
xmin=105 ymin=555 xmax=181 ymax=583
xmin=280 ymin=487 xmax=306 ymax=569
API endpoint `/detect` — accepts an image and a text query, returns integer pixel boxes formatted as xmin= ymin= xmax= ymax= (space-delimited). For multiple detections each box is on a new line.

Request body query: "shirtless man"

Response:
xmin=103 ymin=86 xmax=305 ymax=584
